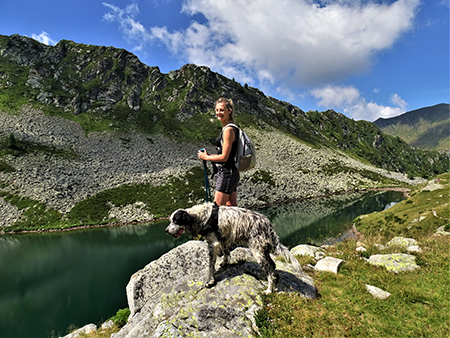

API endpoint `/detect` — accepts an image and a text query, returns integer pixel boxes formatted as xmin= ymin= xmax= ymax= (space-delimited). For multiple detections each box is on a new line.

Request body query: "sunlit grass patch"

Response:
xmin=258 ymin=235 xmax=450 ymax=338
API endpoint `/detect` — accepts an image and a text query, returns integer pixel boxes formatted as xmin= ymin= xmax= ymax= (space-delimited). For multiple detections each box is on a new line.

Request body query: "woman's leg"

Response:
xmin=214 ymin=191 xmax=230 ymax=206
xmin=227 ymin=191 xmax=237 ymax=206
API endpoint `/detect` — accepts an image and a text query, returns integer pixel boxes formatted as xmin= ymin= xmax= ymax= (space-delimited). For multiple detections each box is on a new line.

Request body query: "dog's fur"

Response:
xmin=165 ymin=203 xmax=301 ymax=293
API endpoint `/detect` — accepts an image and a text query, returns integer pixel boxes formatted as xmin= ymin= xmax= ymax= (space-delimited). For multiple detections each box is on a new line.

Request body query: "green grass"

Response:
xmin=353 ymin=172 xmax=450 ymax=238
xmin=66 ymin=166 xmax=207 ymax=225
xmin=0 ymin=191 xmax=64 ymax=231
xmin=256 ymin=172 xmax=450 ymax=337
xmin=257 ymin=234 xmax=449 ymax=338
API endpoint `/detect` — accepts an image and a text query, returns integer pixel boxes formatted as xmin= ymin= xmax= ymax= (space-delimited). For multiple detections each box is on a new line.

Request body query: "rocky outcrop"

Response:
xmin=111 ymin=241 xmax=315 ymax=338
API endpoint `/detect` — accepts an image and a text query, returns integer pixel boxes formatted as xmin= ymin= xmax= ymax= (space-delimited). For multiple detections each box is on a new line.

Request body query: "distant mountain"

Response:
xmin=373 ymin=104 xmax=450 ymax=151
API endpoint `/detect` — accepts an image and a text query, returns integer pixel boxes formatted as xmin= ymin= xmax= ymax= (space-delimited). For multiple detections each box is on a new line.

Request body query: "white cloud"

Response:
xmin=102 ymin=0 xmax=420 ymax=88
xmin=390 ymin=93 xmax=408 ymax=111
xmin=31 ymin=31 xmax=57 ymax=46
xmin=102 ymin=2 xmax=151 ymax=46
xmin=310 ymin=85 xmax=360 ymax=108
xmin=311 ymin=85 xmax=408 ymax=121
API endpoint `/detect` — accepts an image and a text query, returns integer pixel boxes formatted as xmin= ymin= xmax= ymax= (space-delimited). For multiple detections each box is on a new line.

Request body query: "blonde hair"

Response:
xmin=215 ymin=97 xmax=234 ymax=121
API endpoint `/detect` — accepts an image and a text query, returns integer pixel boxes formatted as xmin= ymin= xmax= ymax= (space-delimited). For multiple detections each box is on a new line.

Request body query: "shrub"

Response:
xmin=110 ymin=308 xmax=130 ymax=328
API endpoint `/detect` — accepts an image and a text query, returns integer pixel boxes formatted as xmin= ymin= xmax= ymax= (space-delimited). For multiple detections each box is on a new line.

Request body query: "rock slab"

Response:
xmin=367 ymin=253 xmax=420 ymax=273
xmin=112 ymin=241 xmax=316 ymax=338
xmin=314 ymin=256 xmax=344 ymax=274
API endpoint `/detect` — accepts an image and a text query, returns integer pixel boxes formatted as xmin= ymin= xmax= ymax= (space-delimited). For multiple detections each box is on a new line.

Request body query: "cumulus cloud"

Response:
xmin=102 ymin=0 xmax=421 ymax=121
xmin=311 ymin=85 xmax=408 ymax=121
xmin=104 ymin=0 xmax=420 ymax=86
xmin=31 ymin=31 xmax=57 ymax=45
xmin=103 ymin=0 xmax=420 ymax=88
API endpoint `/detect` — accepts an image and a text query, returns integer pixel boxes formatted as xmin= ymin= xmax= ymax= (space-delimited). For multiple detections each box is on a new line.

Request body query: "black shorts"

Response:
xmin=215 ymin=165 xmax=240 ymax=195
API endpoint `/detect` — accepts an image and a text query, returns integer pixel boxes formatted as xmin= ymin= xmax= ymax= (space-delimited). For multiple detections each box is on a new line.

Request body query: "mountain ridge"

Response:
xmin=373 ymin=103 xmax=450 ymax=151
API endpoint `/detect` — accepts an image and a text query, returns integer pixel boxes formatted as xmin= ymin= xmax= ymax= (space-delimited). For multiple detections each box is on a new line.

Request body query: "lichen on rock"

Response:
xmin=112 ymin=240 xmax=316 ymax=338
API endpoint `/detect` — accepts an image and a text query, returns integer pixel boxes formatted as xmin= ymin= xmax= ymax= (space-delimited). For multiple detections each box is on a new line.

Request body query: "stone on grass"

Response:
xmin=367 ymin=253 xmax=420 ymax=273
xmin=314 ymin=257 xmax=344 ymax=274
xmin=365 ymin=285 xmax=391 ymax=300
xmin=291 ymin=244 xmax=323 ymax=258
xmin=407 ymin=245 xmax=423 ymax=253
xmin=385 ymin=237 xmax=418 ymax=249
xmin=373 ymin=244 xmax=385 ymax=250
xmin=435 ymin=225 xmax=450 ymax=236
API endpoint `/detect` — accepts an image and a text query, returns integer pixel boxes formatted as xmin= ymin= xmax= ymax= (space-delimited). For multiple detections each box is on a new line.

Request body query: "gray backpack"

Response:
xmin=225 ymin=123 xmax=256 ymax=172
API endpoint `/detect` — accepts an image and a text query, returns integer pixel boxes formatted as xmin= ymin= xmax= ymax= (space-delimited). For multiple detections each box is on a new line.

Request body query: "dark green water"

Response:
xmin=0 ymin=190 xmax=403 ymax=338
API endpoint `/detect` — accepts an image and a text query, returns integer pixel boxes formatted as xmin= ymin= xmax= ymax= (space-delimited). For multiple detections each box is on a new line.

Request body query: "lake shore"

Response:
xmin=0 ymin=186 xmax=410 ymax=235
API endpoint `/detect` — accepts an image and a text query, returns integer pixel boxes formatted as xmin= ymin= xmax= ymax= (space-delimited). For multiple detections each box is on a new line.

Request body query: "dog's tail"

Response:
xmin=276 ymin=243 xmax=302 ymax=272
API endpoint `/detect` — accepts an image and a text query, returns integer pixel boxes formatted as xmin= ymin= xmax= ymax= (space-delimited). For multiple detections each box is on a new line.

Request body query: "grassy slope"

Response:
xmin=257 ymin=172 xmax=450 ymax=338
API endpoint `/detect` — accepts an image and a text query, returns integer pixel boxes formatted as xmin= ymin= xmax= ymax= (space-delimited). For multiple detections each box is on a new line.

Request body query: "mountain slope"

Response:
xmin=1 ymin=34 xmax=447 ymax=177
xmin=373 ymin=103 xmax=450 ymax=150
xmin=0 ymin=34 xmax=448 ymax=231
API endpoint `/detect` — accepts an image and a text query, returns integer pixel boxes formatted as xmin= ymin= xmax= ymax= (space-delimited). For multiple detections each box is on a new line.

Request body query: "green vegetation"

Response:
xmin=257 ymin=235 xmax=449 ymax=337
xmin=109 ymin=308 xmax=131 ymax=328
xmin=0 ymin=59 xmax=34 ymax=112
xmin=256 ymin=172 xmax=450 ymax=337
xmin=66 ymin=166 xmax=206 ymax=225
xmin=251 ymin=169 xmax=276 ymax=186
xmin=353 ymin=173 xmax=450 ymax=238
xmin=374 ymin=104 xmax=450 ymax=151
xmin=0 ymin=160 xmax=15 ymax=173
xmin=0 ymin=191 xmax=63 ymax=231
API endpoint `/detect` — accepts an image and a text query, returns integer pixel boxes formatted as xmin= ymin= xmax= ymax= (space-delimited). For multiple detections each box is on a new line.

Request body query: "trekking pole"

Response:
xmin=202 ymin=160 xmax=212 ymax=202
xmin=200 ymin=148 xmax=212 ymax=202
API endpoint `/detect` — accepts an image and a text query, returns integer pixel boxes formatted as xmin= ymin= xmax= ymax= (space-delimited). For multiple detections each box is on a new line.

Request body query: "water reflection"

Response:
xmin=257 ymin=190 xmax=404 ymax=247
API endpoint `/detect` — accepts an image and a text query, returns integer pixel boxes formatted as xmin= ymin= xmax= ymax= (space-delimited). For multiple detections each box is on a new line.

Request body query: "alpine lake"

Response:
xmin=0 ymin=190 xmax=404 ymax=338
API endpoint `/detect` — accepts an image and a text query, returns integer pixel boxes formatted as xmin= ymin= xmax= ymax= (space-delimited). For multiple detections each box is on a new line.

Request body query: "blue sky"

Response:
xmin=0 ymin=0 xmax=448 ymax=121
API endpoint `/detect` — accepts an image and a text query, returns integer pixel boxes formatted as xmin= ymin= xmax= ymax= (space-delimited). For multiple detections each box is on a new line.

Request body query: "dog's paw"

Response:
xmin=205 ymin=279 xmax=216 ymax=288
xmin=263 ymin=288 xmax=272 ymax=294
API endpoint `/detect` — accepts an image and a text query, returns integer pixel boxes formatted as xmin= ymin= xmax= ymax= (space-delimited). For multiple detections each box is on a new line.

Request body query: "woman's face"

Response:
xmin=215 ymin=102 xmax=231 ymax=123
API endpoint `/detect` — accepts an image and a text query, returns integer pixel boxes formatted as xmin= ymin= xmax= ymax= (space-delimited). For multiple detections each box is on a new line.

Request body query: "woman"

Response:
xmin=198 ymin=98 xmax=239 ymax=206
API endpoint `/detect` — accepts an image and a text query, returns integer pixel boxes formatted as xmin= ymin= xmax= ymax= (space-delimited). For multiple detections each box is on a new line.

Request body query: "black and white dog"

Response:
xmin=165 ymin=203 xmax=301 ymax=293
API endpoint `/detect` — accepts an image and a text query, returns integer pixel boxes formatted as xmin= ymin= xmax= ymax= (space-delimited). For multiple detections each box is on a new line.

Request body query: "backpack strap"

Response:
xmin=224 ymin=123 xmax=239 ymax=132
xmin=220 ymin=123 xmax=239 ymax=146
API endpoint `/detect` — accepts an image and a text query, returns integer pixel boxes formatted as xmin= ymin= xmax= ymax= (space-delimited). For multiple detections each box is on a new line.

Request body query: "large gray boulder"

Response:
xmin=112 ymin=241 xmax=316 ymax=338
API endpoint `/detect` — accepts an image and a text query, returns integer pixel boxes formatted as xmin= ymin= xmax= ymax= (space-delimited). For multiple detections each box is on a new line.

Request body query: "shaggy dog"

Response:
xmin=165 ymin=202 xmax=301 ymax=293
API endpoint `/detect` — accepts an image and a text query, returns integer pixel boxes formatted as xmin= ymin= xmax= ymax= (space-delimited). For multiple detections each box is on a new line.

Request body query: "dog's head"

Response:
xmin=165 ymin=209 xmax=196 ymax=239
